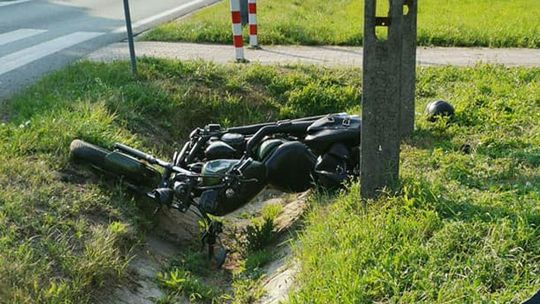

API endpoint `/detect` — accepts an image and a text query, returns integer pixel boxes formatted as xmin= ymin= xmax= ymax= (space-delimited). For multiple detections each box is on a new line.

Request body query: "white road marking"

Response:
xmin=112 ymin=0 xmax=209 ymax=33
xmin=0 ymin=0 xmax=32 ymax=7
xmin=0 ymin=31 xmax=103 ymax=76
xmin=0 ymin=29 xmax=47 ymax=46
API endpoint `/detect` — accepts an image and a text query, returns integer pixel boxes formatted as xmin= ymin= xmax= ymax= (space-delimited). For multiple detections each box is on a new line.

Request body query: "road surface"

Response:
xmin=0 ymin=0 xmax=219 ymax=100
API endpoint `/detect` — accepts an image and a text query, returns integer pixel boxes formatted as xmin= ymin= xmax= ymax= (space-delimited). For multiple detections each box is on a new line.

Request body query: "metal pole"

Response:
xmin=240 ymin=0 xmax=249 ymax=25
xmin=123 ymin=0 xmax=137 ymax=75
xmin=248 ymin=0 xmax=258 ymax=48
xmin=230 ymin=0 xmax=246 ymax=61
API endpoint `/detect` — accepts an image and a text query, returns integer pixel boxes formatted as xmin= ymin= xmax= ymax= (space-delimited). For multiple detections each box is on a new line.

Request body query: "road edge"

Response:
xmin=112 ymin=0 xmax=222 ymax=35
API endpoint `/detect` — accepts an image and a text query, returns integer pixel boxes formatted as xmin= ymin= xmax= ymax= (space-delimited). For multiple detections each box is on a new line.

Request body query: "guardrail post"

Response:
xmin=360 ymin=0 xmax=405 ymax=198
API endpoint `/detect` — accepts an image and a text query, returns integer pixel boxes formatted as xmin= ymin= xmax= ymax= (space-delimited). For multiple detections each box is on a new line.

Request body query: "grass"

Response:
xmin=156 ymin=201 xmax=283 ymax=303
xmin=0 ymin=59 xmax=538 ymax=303
xmin=290 ymin=66 xmax=540 ymax=303
xmin=0 ymin=59 xmax=359 ymax=303
xmin=157 ymin=267 xmax=219 ymax=303
xmin=144 ymin=0 xmax=540 ymax=48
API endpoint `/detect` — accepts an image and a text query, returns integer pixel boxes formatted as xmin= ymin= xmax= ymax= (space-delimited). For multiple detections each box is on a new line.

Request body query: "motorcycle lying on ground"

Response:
xmin=70 ymin=113 xmax=361 ymax=265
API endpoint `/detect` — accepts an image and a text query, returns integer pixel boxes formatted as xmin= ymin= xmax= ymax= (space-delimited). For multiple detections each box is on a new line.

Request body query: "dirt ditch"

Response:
xmin=96 ymin=188 xmax=310 ymax=303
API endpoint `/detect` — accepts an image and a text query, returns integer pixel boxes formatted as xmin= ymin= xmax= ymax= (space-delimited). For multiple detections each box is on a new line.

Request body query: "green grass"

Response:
xmin=290 ymin=66 xmax=540 ymax=303
xmin=0 ymin=59 xmax=538 ymax=303
xmin=144 ymin=0 xmax=540 ymax=48
xmin=0 ymin=59 xmax=359 ymax=303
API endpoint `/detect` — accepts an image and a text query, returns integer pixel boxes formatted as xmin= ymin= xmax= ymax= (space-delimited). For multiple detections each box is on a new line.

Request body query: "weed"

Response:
xmin=244 ymin=249 xmax=273 ymax=275
xmin=261 ymin=203 xmax=283 ymax=222
xmin=157 ymin=268 xmax=218 ymax=303
xmin=244 ymin=217 xmax=275 ymax=254
xmin=169 ymin=249 xmax=212 ymax=277
xmin=227 ymin=276 xmax=266 ymax=304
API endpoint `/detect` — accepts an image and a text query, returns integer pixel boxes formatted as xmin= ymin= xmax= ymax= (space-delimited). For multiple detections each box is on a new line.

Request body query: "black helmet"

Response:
xmin=425 ymin=100 xmax=455 ymax=122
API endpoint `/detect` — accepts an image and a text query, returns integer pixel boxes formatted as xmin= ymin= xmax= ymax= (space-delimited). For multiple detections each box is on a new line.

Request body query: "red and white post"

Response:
xmin=230 ymin=0 xmax=245 ymax=61
xmin=248 ymin=0 xmax=258 ymax=48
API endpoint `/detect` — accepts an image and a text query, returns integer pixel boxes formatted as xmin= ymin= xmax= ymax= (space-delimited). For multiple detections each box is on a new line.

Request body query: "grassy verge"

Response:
xmin=0 ymin=59 xmax=359 ymax=303
xmin=1 ymin=59 xmax=538 ymax=302
xmin=290 ymin=66 xmax=540 ymax=303
xmin=144 ymin=0 xmax=540 ymax=48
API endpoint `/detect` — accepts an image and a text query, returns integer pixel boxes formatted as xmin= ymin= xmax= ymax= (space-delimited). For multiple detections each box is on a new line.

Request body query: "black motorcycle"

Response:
xmin=70 ymin=113 xmax=361 ymax=260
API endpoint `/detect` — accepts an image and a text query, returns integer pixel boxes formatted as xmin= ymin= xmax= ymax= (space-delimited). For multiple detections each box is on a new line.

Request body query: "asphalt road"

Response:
xmin=0 ymin=0 xmax=219 ymax=100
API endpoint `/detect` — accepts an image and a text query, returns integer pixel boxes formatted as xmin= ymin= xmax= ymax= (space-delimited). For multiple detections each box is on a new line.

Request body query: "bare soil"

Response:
xmin=96 ymin=188 xmax=310 ymax=303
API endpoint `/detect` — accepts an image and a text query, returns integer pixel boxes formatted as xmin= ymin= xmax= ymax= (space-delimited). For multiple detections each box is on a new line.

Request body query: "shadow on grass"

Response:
xmin=434 ymin=194 xmax=540 ymax=226
xmin=405 ymin=127 xmax=454 ymax=150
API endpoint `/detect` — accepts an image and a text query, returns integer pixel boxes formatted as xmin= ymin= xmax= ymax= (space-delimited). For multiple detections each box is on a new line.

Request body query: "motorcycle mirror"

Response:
xmin=151 ymin=188 xmax=175 ymax=206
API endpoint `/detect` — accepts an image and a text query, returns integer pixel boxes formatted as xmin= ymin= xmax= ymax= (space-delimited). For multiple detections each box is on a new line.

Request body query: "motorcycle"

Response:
xmin=70 ymin=113 xmax=361 ymax=263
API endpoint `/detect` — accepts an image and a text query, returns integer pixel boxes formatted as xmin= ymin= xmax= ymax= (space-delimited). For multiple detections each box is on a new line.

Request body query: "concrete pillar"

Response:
xmin=400 ymin=0 xmax=418 ymax=138
xmin=360 ymin=0 xmax=406 ymax=198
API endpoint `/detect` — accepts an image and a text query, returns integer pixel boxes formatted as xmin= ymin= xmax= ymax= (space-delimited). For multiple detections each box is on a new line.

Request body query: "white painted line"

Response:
xmin=0 ymin=0 xmax=32 ymax=7
xmin=0 ymin=29 xmax=47 ymax=46
xmin=0 ymin=31 xmax=103 ymax=76
xmin=112 ymin=0 xmax=209 ymax=34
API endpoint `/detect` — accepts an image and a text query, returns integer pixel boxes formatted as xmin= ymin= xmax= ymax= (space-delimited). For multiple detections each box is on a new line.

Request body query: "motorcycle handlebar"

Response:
xmin=245 ymin=120 xmax=313 ymax=156
xmin=114 ymin=143 xmax=157 ymax=164
xmin=114 ymin=143 xmax=198 ymax=177
xmin=227 ymin=114 xmax=326 ymax=135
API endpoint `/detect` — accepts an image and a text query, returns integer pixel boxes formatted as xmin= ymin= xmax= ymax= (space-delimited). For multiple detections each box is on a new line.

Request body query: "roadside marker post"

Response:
xmin=230 ymin=0 xmax=246 ymax=61
xmin=360 ymin=0 xmax=418 ymax=199
xmin=122 ymin=0 xmax=137 ymax=75
xmin=248 ymin=0 xmax=258 ymax=48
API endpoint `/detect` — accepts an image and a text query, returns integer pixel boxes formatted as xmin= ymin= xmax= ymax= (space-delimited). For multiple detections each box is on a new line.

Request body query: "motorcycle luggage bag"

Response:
xmin=304 ymin=113 xmax=361 ymax=155
xmin=263 ymin=141 xmax=316 ymax=192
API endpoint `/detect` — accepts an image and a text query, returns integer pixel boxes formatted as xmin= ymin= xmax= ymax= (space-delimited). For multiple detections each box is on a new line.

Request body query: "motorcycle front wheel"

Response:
xmin=70 ymin=139 xmax=161 ymax=188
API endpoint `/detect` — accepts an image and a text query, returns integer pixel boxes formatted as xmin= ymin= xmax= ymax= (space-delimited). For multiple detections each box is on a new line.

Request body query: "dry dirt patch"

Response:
xmin=97 ymin=188 xmax=310 ymax=303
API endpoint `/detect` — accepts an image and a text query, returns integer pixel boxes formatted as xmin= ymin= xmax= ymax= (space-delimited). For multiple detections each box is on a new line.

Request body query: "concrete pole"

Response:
xmin=400 ymin=0 xmax=418 ymax=138
xmin=360 ymin=0 xmax=405 ymax=199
